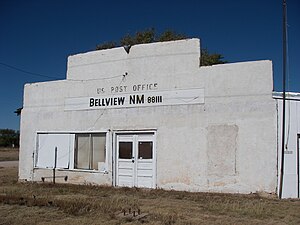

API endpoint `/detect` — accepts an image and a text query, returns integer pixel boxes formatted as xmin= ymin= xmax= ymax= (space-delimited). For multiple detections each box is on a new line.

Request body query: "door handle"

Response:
xmin=132 ymin=159 xmax=135 ymax=163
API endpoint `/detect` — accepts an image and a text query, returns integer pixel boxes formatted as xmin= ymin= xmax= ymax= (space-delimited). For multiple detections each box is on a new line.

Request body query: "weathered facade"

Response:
xmin=19 ymin=39 xmax=278 ymax=195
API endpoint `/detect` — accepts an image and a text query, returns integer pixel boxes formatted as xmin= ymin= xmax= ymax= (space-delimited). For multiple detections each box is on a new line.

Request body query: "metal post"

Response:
xmin=279 ymin=0 xmax=287 ymax=199
xmin=53 ymin=147 xmax=57 ymax=184
xmin=297 ymin=135 xmax=299 ymax=198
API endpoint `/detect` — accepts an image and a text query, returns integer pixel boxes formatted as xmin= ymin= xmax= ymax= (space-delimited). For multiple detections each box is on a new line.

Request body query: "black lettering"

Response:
xmin=136 ymin=95 xmax=144 ymax=104
xmin=118 ymin=97 xmax=125 ymax=105
xmin=155 ymin=96 xmax=162 ymax=103
xmin=97 ymin=88 xmax=105 ymax=94
xmin=130 ymin=95 xmax=135 ymax=104
xmin=90 ymin=98 xmax=94 ymax=107
xmin=114 ymin=97 xmax=117 ymax=105
xmin=95 ymin=99 xmax=99 ymax=106
xmin=133 ymin=85 xmax=137 ymax=91
xmin=147 ymin=95 xmax=162 ymax=104
xmin=105 ymin=98 xmax=111 ymax=106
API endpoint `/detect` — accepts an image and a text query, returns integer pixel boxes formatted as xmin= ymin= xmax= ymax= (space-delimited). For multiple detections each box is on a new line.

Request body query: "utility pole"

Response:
xmin=279 ymin=0 xmax=287 ymax=199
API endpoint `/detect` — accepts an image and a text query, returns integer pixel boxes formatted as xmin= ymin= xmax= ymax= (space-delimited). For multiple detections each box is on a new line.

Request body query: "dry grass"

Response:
xmin=0 ymin=147 xmax=19 ymax=161
xmin=0 ymin=166 xmax=299 ymax=225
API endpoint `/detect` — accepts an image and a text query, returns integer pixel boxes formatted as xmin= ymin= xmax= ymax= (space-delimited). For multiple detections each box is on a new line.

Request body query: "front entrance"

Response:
xmin=115 ymin=133 xmax=156 ymax=188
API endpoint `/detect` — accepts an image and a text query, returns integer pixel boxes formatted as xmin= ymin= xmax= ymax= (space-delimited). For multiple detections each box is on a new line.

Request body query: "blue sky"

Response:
xmin=0 ymin=0 xmax=299 ymax=130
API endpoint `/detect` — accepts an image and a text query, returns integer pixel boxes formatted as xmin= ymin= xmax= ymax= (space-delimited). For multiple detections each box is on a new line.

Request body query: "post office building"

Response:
xmin=19 ymin=39 xmax=280 ymax=195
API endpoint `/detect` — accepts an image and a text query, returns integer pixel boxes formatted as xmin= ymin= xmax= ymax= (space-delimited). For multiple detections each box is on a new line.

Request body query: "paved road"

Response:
xmin=0 ymin=161 xmax=18 ymax=168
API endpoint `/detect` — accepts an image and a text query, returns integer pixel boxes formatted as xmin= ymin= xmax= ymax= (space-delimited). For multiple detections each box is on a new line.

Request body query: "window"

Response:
xmin=138 ymin=141 xmax=153 ymax=159
xmin=119 ymin=142 xmax=133 ymax=159
xmin=35 ymin=132 xmax=107 ymax=171
xmin=75 ymin=133 xmax=106 ymax=170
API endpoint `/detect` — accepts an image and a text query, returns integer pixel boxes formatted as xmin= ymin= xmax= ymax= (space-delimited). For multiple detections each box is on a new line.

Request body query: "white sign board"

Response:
xmin=65 ymin=88 xmax=204 ymax=111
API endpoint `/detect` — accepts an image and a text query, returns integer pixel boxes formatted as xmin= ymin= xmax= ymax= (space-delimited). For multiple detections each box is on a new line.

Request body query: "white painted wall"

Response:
xmin=19 ymin=39 xmax=278 ymax=194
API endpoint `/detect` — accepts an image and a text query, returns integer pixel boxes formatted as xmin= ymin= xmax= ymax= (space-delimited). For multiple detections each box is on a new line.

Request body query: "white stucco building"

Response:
xmin=19 ymin=38 xmax=292 ymax=196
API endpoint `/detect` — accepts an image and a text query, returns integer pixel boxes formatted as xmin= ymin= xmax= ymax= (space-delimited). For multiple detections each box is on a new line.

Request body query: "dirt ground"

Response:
xmin=0 ymin=164 xmax=299 ymax=225
xmin=0 ymin=148 xmax=19 ymax=161
xmin=0 ymin=160 xmax=18 ymax=167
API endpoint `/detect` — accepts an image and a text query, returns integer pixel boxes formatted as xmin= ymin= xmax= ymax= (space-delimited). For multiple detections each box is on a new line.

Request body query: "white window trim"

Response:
xmin=34 ymin=130 xmax=110 ymax=173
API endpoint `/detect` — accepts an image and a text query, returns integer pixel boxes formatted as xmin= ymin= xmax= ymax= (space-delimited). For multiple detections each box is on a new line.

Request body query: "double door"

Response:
xmin=116 ymin=133 xmax=156 ymax=188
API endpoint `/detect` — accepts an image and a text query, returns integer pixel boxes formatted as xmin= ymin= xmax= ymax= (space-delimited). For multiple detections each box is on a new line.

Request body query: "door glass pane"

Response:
xmin=76 ymin=134 xmax=90 ymax=169
xmin=119 ymin=142 xmax=132 ymax=159
xmin=138 ymin=141 xmax=153 ymax=159
xmin=92 ymin=133 xmax=106 ymax=170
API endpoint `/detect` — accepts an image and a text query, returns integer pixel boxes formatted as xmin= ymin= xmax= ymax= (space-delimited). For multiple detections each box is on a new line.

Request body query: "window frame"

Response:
xmin=35 ymin=131 xmax=109 ymax=173
xmin=74 ymin=133 xmax=106 ymax=170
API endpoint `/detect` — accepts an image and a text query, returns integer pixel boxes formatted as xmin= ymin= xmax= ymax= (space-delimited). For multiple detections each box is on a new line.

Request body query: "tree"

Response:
xmin=96 ymin=41 xmax=116 ymax=51
xmin=200 ymin=48 xmax=227 ymax=66
xmin=157 ymin=30 xmax=186 ymax=42
xmin=95 ymin=28 xmax=227 ymax=66
xmin=121 ymin=28 xmax=155 ymax=46
xmin=0 ymin=129 xmax=19 ymax=147
xmin=96 ymin=28 xmax=186 ymax=50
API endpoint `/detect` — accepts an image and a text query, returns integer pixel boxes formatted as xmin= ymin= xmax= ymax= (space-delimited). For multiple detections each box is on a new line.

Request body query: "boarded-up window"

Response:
xmin=207 ymin=124 xmax=238 ymax=176
xmin=36 ymin=133 xmax=75 ymax=169
xmin=75 ymin=133 xmax=106 ymax=170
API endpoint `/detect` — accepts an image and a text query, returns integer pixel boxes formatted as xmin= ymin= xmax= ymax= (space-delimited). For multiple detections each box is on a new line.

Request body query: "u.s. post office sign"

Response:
xmin=64 ymin=88 xmax=204 ymax=111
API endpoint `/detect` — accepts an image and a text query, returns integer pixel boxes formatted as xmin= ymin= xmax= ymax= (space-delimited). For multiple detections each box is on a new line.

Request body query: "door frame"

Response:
xmin=112 ymin=130 xmax=157 ymax=188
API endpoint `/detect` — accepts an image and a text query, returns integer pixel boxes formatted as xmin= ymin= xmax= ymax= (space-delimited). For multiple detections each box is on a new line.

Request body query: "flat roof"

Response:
xmin=273 ymin=92 xmax=300 ymax=101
